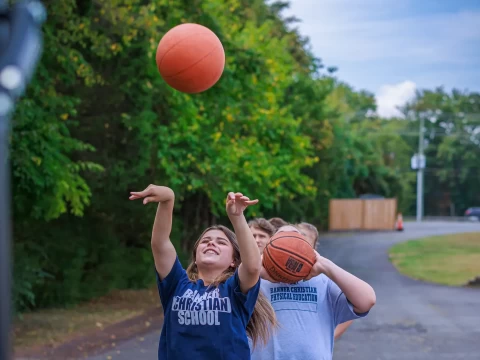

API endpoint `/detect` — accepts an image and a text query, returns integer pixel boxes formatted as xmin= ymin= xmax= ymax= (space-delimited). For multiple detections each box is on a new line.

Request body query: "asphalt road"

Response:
xmin=88 ymin=221 xmax=480 ymax=360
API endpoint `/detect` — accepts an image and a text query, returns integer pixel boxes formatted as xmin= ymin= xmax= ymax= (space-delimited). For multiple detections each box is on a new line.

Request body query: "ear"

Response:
xmin=230 ymin=260 xmax=235 ymax=268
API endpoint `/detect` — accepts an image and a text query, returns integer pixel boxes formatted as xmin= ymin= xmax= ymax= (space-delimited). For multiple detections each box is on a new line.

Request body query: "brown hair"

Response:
xmin=268 ymin=217 xmax=288 ymax=231
xmin=296 ymin=222 xmax=319 ymax=248
xmin=186 ymin=225 xmax=278 ymax=348
xmin=248 ymin=218 xmax=276 ymax=237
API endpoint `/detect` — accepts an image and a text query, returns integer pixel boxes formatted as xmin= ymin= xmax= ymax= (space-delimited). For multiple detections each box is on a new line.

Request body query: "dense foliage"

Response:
xmin=10 ymin=0 xmax=479 ymax=312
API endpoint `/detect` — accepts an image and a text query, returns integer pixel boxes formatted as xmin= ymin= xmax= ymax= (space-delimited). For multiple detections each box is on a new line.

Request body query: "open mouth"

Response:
xmin=203 ymin=248 xmax=219 ymax=255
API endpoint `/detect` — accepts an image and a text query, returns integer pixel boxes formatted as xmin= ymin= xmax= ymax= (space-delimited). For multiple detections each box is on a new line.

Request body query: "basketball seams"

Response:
xmin=157 ymin=31 xmax=202 ymax=68
xmin=263 ymin=246 xmax=276 ymax=279
xmin=270 ymin=234 xmax=313 ymax=250
xmin=263 ymin=246 xmax=307 ymax=280
xmin=268 ymin=252 xmax=310 ymax=278
xmin=263 ymin=231 xmax=317 ymax=283
xmin=269 ymin=236 xmax=316 ymax=266
xmin=265 ymin=248 xmax=305 ymax=279
xmin=269 ymin=242 xmax=316 ymax=267
xmin=156 ymin=23 xmax=225 ymax=93
xmin=163 ymin=46 xmax=224 ymax=93
xmin=162 ymin=44 xmax=223 ymax=79
xmin=157 ymin=26 xmax=219 ymax=69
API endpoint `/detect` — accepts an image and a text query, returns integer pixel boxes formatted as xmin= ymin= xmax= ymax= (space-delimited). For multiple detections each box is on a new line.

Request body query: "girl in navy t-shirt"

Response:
xmin=129 ymin=185 xmax=277 ymax=360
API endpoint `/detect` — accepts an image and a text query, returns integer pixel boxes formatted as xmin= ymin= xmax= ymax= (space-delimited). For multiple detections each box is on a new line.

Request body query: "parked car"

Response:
xmin=464 ymin=207 xmax=480 ymax=221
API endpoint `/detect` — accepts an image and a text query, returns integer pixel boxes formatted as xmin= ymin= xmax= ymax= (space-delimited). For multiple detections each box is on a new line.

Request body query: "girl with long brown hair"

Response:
xmin=129 ymin=185 xmax=277 ymax=360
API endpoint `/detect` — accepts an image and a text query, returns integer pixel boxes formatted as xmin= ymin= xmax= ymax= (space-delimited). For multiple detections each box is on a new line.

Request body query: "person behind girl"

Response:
xmin=296 ymin=222 xmax=353 ymax=341
xmin=250 ymin=220 xmax=353 ymax=342
xmin=129 ymin=185 xmax=277 ymax=360
xmin=248 ymin=218 xmax=276 ymax=254
xmin=252 ymin=224 xmax=376 ymax=360
xmin=268 ymin=217 xmax=288 ymax=231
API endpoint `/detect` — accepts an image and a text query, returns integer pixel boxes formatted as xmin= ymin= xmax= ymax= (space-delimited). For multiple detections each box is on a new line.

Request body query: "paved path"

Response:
xmin=88 ymin=221 xmax=480 ymax=360
xmin=324 ymin=222 xmax=480 ymax=360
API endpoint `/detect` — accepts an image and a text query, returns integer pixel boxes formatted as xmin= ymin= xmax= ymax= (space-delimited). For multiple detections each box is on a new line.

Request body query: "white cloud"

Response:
xmin=375 ymin=81 xmax=417 ymax=118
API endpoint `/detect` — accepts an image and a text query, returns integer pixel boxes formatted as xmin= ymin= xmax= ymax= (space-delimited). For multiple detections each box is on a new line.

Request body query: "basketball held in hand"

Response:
xmin=262 ymin=231 xmax=316 ymax=284
xmin=155 ymin=23 xmax=225 ymax=94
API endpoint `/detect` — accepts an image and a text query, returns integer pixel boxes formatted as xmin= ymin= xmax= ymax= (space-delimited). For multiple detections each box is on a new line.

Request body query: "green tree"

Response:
xmin=11 ymin=0 xmax=317 ymax=311
xmin=10 ymin=0 xmax=424 ymax=312
xmin=402 ymin=88 xmax=480 ymax=216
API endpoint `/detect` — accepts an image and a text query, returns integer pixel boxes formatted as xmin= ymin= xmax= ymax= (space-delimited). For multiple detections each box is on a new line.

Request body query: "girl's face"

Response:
xmin=250 ymin=226 xmax=271 ymax=255
xmin=195 ymin=229 xmax=235 ymax=270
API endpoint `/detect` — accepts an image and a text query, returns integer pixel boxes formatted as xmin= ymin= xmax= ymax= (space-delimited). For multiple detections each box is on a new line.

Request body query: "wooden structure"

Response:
xmin=329 ymin=198 xmax=397 ymax=231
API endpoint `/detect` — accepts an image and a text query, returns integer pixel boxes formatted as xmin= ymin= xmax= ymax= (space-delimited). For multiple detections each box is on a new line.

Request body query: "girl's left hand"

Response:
xmin=304 ymin=250 xmax=330 ymax=281
xmin=260 ymin=265 xmax=278 ymax=283
xmin=225 ymin=192 xmax=259 ymax=217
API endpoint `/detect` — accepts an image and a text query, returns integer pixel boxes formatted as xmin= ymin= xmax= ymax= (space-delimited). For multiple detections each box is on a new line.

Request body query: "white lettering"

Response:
xmin=199 ymin=310 xmax=207 ymax=325
xmin=173 ymin=288 xmax=232 ymax=326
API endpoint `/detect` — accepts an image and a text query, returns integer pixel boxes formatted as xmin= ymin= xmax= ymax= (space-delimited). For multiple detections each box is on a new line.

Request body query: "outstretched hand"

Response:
xmin=225 ymin=192 xmax=258 ymax=217
xmin=129 ymin=184 xmax=174 ymax=205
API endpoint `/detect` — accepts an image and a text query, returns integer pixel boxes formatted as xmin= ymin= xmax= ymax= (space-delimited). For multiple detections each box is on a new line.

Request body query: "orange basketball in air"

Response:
xmin=262 ymin=231 xmax=316 ymax=284
xmin=155 ymin=23 xmax=225 ymax=93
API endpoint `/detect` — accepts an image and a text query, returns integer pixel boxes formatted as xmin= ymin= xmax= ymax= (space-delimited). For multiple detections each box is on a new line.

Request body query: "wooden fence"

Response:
xmin=329 ymin=198 xmax=397 ymax=231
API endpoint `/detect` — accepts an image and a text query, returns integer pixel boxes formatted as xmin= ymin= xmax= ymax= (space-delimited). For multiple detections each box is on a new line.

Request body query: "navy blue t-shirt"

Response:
xmin=156 ymin=257 xmax=260 ymax=360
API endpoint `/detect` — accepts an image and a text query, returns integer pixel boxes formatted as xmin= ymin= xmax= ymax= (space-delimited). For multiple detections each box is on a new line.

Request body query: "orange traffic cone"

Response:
xmin=395 ymin=213 xmax=404 ymax=231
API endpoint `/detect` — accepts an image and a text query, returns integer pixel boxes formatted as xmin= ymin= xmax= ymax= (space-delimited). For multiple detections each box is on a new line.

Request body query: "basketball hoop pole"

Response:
xmin=0 ymin=2 xmax=45 ymax=359
xmin=0 ymin=114 xmax=12 ymax=360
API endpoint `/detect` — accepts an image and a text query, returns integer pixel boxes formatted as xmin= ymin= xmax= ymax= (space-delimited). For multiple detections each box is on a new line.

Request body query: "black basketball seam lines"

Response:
xmin=157 ymin=30 xmax=204 ymax=68
xmin=270 ymin=234 xmax=313 ymax=249
xmin=269 ymin=239 xmax=316 ymax=266
xmin=162 ymin=44 xmax=222 ymax=79
xmin=268 ymin=244 xmax=316 ymax=267
xmin=264 ymin=247 xmax=305 ymax=280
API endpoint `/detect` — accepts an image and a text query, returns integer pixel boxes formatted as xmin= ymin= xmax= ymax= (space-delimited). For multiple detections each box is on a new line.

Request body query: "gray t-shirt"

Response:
xmin=250 ymin=275 xmax=368 ymax=360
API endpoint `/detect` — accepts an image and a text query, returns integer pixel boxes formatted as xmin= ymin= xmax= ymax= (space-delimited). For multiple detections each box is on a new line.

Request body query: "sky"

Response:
xmin=282 ymin=0 xmax=480 ymax=117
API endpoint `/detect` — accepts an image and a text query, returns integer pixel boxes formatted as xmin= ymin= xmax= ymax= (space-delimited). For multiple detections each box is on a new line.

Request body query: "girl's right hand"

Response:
xmin=225 ymin=192 xmax=259 ymax=217
xmin=129 ymin=185 xmax=174 ymax=205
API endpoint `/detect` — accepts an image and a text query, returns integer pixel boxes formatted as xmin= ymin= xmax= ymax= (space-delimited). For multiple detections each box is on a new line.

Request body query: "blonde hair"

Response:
xmin=296 ymin=222 xmax=319 ymax=248
xmin=186 ymin=225 xmax=278 ymax=348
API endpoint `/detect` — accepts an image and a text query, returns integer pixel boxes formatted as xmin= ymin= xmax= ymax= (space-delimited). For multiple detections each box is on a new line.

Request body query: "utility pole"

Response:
xmin=416 ymin=116 xmax=425 ymax=222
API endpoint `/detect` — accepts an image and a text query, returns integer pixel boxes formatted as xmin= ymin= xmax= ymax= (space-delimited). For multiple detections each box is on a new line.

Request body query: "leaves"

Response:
xmin=402 ymin=88 xmax=480 ymax=215
xmin=12 ymin=0 xmax=476 ymax=313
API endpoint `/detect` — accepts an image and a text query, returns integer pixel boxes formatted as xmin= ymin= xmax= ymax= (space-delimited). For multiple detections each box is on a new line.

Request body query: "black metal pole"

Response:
xmin=0 ymin=12 xmax=14 ymax=359
xmin=0 ymin=114 xmax=12 ymax=360
xmin=0 ymin=2 xmax=45 ymax=359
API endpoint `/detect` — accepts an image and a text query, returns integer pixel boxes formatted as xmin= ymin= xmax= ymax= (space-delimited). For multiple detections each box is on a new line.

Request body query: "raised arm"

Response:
xmin=306 ymin=251 xmax=376 ymax=314
xmin=225 ymin=192 xmax=261 ymax=293
xmin=129 ymin=185 xmax=177 ymax=280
